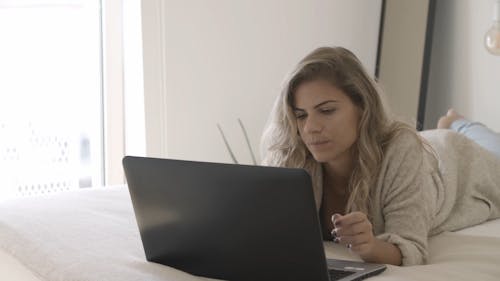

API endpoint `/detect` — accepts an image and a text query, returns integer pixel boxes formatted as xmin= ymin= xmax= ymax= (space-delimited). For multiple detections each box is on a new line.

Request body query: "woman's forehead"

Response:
xmin=292 ymin=80 xmax=347 ymax=108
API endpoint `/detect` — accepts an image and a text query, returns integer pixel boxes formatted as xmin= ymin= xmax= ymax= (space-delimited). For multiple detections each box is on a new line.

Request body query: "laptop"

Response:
xmin=123 ymin=156 xmax=386 ymax=281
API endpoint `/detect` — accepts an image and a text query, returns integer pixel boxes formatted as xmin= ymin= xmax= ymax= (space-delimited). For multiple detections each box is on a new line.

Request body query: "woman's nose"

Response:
xmin=303 ymin=116 xmax=322 ymax=133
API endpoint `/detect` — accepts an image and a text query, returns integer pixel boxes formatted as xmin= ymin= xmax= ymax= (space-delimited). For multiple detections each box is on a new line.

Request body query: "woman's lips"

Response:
xmin=308 ymin=140 xmax=330 ymax=147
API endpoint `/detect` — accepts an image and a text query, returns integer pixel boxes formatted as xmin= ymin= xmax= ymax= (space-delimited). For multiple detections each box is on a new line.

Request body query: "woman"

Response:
xmin=260 ymin=46 xmax=500 ymax=266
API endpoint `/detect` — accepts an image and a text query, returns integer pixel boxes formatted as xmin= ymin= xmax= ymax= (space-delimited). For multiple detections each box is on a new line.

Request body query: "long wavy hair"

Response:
xmin=260 ymin=46 xmax=420 ymax=214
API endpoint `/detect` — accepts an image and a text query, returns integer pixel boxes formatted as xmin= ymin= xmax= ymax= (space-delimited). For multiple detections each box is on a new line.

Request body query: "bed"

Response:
xmin=1 ymin=186 xmax=499 ymax=281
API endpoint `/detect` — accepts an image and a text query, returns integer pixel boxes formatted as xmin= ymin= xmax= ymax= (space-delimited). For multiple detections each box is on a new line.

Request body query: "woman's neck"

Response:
xmin=322 ymin=151 xmax=356 ymax=193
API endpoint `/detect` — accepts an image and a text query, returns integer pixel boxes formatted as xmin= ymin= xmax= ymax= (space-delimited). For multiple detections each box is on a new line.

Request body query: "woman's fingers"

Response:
xmin=331 ymin=212 xmax=374 ymax=252
xmin=334 ymin=231 xmax=371 ymax=246
xmin=333 ymin=220 xmax=371 ymax=237
xmin=332 ymin=211 xmax=367 ymax=227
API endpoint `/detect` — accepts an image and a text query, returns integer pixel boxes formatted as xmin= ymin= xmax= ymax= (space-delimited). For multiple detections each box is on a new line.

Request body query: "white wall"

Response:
xmin=142 ymin=0 xmax=382 ymax=164
xmin=425 ymin=0 xmax=500 ymax=130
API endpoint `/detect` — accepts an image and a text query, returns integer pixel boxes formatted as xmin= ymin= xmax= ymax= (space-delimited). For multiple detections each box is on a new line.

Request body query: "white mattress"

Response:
xmin=0 ymin=248 xmax=41 ymax=281
xmin=325 ymin=218 xmax=500 ymax=281
xmin=0 ymin=186 xmax=499 ymax=281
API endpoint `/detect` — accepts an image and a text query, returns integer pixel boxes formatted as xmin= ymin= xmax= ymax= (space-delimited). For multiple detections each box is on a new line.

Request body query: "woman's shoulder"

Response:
xmin=384 ymin=128 xmax=423 ymax=155
xmin=378 ymin=128 xmax=428 ymax=175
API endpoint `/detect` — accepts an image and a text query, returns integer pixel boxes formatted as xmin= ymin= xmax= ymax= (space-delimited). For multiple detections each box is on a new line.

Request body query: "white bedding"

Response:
xmin=0 ymin=186 xmax=499 ymax=281
xmin=0 ymin=248 xmax=41 ymax=281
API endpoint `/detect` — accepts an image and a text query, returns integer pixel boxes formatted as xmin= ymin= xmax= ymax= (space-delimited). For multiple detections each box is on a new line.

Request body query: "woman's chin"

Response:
xmin=311 ymin=154 xmax=330 ymax=163
xmin=310 ymin=150 xmax=341 ymax=163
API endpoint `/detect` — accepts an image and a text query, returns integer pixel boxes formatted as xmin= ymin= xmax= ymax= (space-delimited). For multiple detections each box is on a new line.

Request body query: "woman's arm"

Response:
xmin=370 ymin=131 xmax=434 ymax=266
xmin=363 ymin=238 xmax=402 ymax=265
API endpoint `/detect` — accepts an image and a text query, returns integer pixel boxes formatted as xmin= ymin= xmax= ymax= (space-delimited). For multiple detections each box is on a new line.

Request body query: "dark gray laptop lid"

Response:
xmin=123 ymin=156 xmax=330 ymax=281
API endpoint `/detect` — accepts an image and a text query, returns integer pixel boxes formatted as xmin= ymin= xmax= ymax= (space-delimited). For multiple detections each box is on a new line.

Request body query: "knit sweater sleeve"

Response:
xmin=373 ymin=131 xmax=434 ymax=266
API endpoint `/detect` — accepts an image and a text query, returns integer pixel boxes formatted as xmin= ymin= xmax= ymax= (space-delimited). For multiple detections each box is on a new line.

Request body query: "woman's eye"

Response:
xmin=320 ymin=108 xmax=336 ymax=114
xmin=295 ymin=114 xmax=306 ymax=120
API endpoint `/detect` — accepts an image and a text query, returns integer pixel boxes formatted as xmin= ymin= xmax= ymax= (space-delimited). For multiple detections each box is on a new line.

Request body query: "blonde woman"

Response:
xmin=261 ymin=46 xmax=500 ymax=266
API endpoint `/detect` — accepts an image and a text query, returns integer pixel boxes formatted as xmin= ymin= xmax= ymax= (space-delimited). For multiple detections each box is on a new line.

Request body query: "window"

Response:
xmin=0 ymin=0 xmax=104 ymax=198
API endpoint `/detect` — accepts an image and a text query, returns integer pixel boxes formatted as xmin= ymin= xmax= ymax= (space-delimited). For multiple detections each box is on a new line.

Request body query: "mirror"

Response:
xmin=376 ymin=0 xmax=437 ymax=130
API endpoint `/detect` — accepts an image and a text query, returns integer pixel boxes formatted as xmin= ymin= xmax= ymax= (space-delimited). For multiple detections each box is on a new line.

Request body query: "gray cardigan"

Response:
xmin=314 ymin=129 xmax=500 ymax=266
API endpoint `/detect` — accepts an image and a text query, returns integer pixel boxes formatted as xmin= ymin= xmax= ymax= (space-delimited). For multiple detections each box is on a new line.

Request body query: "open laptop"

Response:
xmin=123 ymin=156 xmax=386 ymax=281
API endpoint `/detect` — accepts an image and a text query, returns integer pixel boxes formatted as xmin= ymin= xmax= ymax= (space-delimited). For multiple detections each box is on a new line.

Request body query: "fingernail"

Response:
xmin=331 ymin=233 xmax=337 ymax=240
xmin=332 ymin=214 xmax=338 ymax=223
xmin=332 ymin=214 xmax=341 ymax=227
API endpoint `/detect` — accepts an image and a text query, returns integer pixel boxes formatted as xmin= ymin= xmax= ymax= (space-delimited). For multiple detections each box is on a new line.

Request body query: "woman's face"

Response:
xmin=293 ymin=79 xmax=361 ymax=164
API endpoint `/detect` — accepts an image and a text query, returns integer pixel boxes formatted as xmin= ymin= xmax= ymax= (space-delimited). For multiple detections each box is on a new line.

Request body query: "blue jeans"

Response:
xmin=451 ymin=119 xmax=500 ymax=159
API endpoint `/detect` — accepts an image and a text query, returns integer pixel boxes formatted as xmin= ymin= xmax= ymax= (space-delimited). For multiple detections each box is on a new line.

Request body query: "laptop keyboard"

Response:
xmin=328 ymin=269 xmax=355 ymax=280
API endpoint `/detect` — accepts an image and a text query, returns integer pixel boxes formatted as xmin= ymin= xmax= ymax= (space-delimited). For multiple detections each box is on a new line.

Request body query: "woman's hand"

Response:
xmin=330 ymin=212 xmax=375 ymax=258
xmin=331 ymin=212 xmax=402 ymax=265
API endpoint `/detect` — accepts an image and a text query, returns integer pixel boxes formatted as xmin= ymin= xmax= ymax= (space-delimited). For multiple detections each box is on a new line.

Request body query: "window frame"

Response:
xmin=102 ymin=0 xmax=125 ymax=186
